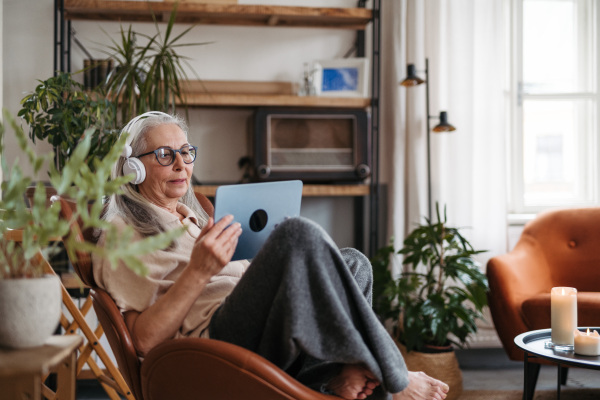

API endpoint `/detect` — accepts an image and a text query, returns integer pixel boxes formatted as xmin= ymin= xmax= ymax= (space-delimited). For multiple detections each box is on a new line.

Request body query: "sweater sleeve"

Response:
xmin=92 ymin=217 xmax=180 ymax=313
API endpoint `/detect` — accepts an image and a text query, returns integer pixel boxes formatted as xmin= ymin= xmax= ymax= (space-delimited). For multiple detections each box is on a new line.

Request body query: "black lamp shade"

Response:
xmin=432 ymin=111 xmax=456 ymax=132
xmin=400 ymin=64 xmax=425 ymax=87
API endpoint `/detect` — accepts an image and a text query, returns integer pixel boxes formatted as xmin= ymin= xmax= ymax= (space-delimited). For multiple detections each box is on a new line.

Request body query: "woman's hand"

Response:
xmin=189 ymin=215 xmax=242 ymax=280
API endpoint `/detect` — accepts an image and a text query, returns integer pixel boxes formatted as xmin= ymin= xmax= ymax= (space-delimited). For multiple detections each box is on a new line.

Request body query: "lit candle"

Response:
xmin=574 ymin=329 xmax=600 ymax=356
xmin=551 ymin=287 xmax=577 ymax=346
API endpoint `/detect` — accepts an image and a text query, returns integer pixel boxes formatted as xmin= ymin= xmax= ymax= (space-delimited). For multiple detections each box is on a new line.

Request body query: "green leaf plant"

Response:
xmin=18 ymin=72 xmax=119 ymax=173
xmin=371 ymin=204 xmax=489 ymax=352
xmin=0 ymin=109 xmax=184 ymax=279
xmin=100 ymin=2 xmax=211 ymax=125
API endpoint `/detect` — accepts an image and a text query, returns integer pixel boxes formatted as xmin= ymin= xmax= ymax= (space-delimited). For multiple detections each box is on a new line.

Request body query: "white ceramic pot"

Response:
xmin=0 ymin=274 xmax=61 ymax=348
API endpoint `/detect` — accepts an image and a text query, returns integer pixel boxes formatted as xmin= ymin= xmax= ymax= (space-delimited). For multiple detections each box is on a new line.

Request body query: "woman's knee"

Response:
xmin=340 ymin=248 xmax=373 ymax=305
xmin=341 ymin=248 xmax=372 ymax=278
xmin=275 ymin=217 xmax=334 ymax=247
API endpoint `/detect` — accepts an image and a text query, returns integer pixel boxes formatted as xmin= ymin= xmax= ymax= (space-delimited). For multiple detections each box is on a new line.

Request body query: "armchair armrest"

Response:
xmin=141 ymin=338 xmax=338 ymax=400
xmin=487 ymin=234 xmax=553 ymax=361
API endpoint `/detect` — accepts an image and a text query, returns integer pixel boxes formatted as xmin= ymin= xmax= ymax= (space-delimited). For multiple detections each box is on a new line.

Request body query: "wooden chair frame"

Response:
xmin=55 ymin=199 xmax=137 ymax=400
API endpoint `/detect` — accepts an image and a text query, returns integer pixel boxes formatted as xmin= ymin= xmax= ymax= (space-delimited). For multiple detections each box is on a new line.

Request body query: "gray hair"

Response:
xmin=104 ymin=111 xmax=209 ymax=238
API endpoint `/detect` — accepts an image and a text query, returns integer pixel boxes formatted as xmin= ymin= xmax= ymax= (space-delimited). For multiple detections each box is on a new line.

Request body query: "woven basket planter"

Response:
xmin=396 ymin=341 xmax=463 ymax=400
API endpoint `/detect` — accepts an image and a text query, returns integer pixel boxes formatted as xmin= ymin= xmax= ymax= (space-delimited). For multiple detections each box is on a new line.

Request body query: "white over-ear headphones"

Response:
xmin=120 ymin=111 xmax=171 ymax=185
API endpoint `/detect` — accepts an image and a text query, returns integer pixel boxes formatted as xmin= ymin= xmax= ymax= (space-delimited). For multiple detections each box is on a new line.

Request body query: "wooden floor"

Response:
xmin=457 ymin=347 xmax=600 ymax=392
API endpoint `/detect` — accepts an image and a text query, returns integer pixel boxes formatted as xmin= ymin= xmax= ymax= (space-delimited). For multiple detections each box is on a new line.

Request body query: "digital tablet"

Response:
xmin=213 ymin=180 xmax=303 ymax=260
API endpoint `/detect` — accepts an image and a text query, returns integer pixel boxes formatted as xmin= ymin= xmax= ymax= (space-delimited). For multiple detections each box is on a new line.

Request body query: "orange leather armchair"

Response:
xmin=60 ymin=194 xmax=338 ymax=400
xmin=487 ymin=207 xmax=600 ymax=362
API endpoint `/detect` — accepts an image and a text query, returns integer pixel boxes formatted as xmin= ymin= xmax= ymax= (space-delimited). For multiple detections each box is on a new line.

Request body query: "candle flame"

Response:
xmin=561 ymin=288 xmax=565 ymax=295
xmin=587 ymin=328 xmax=591 ymax=336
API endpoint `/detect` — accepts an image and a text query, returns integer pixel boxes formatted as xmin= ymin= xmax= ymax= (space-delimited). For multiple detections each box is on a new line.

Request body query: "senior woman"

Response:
xmin=93 ymin=111 xmax=449 ymax=400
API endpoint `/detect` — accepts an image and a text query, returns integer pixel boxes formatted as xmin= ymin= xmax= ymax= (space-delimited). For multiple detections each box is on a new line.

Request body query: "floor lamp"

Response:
xmin=400 ymin=58 xmax=455 ymax=220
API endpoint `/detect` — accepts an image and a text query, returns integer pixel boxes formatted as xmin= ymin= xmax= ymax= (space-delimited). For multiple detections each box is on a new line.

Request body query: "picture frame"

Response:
xmin=313 ymin=58 xmax=369 ymax=98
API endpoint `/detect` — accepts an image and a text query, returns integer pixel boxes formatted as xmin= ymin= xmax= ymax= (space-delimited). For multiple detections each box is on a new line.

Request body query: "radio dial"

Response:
xmin=356 ymin=164 xmax=371 ymax=178
xmin=257 ymin=165 xmax=271 ymax=179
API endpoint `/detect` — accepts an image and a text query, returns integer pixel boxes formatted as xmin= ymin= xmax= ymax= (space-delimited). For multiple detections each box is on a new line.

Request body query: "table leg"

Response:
xmin=0 ymin=374 xmax=41 ymax=400
xmin=523 ymin=352 xmax=541 ymax=400
xmin=556 ymin=364 xmax=563 ymax=400
xmin=560 ymin=366 xmax=569 ymax=385
xmin=55 ymin=350 xmax=77 ymax=400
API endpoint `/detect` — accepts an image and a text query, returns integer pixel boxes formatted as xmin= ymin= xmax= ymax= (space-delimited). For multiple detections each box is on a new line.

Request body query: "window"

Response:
xmin=509 ymin=0 xmax=599 ymax=213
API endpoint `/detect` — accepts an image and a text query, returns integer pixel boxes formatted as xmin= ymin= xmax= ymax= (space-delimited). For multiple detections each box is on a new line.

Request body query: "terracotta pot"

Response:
xmin=0 ymin=275 xmax=61 ymax=348
xmin=396 ymin=341 xmax=463 ymax=400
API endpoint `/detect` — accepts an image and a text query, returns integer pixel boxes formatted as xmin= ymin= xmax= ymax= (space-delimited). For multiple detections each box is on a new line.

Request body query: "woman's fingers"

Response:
xmin=195 ymin=215 xmax=242 ymax=262
xmin=200 ymin=215 xmax=232 ymax=238
xmin=199 ymin=217 xmax=214 ymax=236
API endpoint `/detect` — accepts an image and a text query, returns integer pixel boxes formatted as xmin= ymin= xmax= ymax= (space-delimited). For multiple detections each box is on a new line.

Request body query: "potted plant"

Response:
xmin=100 ymin=3 xmax=209 ymax=125
xmin=0 ymin=110 xmax=182 ymax=348
xmin=18 ymin=71 xmax=118 ymax=173
xmin=371 ymin=204 xmax=488 ymax=400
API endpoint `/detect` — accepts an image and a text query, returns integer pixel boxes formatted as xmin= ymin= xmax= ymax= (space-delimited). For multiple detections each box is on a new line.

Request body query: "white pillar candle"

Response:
xmin=574 ymin=329 xmax=600 ymax=356
xmin=550 ymin=287 xmax=577 ymax=346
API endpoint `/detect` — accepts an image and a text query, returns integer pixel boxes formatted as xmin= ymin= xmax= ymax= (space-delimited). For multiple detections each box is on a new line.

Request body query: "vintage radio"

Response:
xmin=249 ymin=108 xmax=371 ymax=182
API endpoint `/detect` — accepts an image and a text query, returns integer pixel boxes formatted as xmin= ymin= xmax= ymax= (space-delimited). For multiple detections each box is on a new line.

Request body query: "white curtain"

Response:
xmin=379 ymin=0 xmax=508 ymax=273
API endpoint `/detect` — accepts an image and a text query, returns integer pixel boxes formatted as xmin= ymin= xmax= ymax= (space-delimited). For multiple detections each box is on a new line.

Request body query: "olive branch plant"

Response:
xmin=0 ymin=109 xmax=184 ymax=279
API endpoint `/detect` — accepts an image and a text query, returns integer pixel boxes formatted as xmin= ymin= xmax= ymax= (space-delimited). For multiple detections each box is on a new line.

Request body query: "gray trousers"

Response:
xmin=209 ymin=217 xmax=408 ymax=398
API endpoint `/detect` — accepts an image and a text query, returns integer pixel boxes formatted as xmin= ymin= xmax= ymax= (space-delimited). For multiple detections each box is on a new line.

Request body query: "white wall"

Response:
xmin=2 ymin=0 xmax=371 ymax=249
xmin=3 ymin=0 xmax=55 ymax=180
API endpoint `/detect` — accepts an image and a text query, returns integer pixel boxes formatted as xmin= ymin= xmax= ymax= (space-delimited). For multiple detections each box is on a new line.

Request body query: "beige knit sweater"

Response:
xmin=92 ymin=202 xmax=249 ymax=338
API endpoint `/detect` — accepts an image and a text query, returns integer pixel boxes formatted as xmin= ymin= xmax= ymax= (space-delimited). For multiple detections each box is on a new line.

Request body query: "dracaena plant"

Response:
xmin=0 ymin=109 xmax=183 ymax=279
xmin=372 ymin=204 xmax=489 ymax=352
xmin=101 ymin=2 xmax=210 ymax=125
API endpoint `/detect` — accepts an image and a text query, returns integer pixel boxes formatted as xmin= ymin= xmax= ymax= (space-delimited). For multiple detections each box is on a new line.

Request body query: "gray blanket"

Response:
xmin=209 ymin=217 xmax=409 ymax=398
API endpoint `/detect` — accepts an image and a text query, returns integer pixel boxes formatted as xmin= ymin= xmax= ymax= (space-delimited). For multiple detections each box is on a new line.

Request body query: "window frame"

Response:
xmin=508 ymin=0 xmax=600 ymax=214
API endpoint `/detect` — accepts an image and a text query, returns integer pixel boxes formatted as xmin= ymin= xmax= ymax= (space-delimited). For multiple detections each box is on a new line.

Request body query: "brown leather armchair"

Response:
xmin=60 ymin=194 xmax=338 ymax=400
xmin=487 ymin=207 xmax=600 ymax=362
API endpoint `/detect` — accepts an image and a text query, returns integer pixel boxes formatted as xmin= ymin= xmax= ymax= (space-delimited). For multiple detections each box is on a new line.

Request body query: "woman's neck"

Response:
xmin=152 ymin=199 xmax=180 ymax=218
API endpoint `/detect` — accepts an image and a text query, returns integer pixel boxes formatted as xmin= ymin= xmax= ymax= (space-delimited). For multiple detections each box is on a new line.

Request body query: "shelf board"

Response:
xmin=194 ymin=184 xmax=370 ymax=197
xmin=177 ymin=80 xmax=370 ymax=108
xmin=64 ymin=1 xmax=372 ymax=29
xmin=181 ymin=93 xmax=370 ymax=108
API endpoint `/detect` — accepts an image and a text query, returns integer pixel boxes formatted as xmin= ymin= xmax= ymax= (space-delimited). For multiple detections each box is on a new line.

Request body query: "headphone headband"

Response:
xmin=120 ymin=111 xmax=172 ymax=146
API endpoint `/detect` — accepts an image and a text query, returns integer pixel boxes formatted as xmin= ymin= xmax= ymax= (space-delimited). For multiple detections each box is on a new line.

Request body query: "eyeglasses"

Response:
xmin=135 ymin=145 xmax=198 ymax=166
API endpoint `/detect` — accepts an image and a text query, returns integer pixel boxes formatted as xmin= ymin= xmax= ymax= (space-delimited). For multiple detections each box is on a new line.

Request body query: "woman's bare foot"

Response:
xmin=326 ymin=364 xmax=381 ymax=399
xmin=392 ymin=371 xmax=449 ymax=400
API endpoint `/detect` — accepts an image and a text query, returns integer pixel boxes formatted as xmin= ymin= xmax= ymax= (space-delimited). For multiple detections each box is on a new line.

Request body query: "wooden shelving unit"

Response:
xmin=57 ymin=0 xmax=381 ymax=252
xmin=194 ymin=184 xmax=370 ymax=198
xmin=63 ymin=1 xmax=372 ymax=29
xmin=63 ymin=3 xmax=372 ymax=109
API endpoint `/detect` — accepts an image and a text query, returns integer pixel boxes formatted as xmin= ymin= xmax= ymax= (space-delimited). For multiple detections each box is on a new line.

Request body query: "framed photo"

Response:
xmin=314 ymin=58 xmax=369 ymax=98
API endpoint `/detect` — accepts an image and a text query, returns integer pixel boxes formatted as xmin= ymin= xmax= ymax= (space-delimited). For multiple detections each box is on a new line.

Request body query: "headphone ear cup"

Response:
xmin=123 ymin=158 xmax=146 ymax=185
